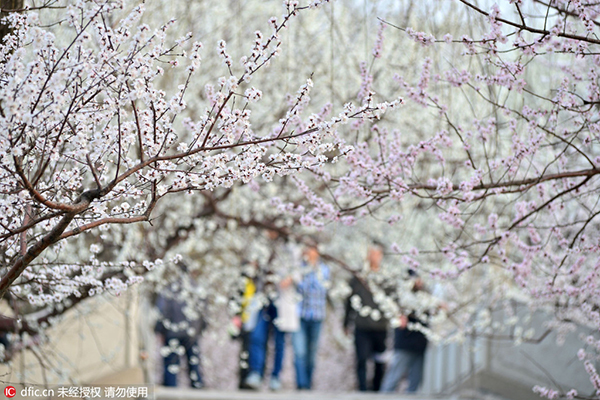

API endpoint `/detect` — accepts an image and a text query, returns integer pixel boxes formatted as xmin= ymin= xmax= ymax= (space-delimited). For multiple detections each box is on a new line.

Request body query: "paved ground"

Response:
xmin=154 ymin=388 xmax=446 ymax=400
xmin=90 ymin=367 xmax=451 ymax=400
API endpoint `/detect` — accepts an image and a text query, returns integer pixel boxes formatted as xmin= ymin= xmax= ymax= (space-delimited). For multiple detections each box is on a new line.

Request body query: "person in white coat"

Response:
xmin=244 ymin=230 xmax=300 ymax=391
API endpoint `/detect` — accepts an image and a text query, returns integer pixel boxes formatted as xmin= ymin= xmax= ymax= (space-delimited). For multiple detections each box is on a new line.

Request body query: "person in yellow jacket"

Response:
xmin=231 ymin=263 xmax=259 ymax=389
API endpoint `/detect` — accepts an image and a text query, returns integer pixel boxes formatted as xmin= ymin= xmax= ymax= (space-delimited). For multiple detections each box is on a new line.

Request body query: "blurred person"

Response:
xmin=244 ymin=230 xmax=300 ymax=391
xmin=292 ymin=243 xmax=330 ymax=390
xmin=229 ymin=261 xmax=259 ymax=389
xmin=343 ymin=242 xmax=389 ymax=391
xmin=154 ymin=267 xmax=205 ymax=389
xmin=380 ymin=272 xmax=429 ymax=393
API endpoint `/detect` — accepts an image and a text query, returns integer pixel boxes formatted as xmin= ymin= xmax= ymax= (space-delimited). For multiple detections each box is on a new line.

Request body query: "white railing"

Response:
xmin=421 ymin=338 xmax=486 ymax=395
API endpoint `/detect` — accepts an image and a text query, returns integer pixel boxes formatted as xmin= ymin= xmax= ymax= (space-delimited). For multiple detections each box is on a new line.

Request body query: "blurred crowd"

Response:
xmin=153 ymin=232 xmax=440 ymax=393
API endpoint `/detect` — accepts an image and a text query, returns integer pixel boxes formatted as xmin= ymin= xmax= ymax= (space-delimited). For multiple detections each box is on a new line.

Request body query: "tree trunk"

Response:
xmin=0 ymin=0 xmax=24 ymax=42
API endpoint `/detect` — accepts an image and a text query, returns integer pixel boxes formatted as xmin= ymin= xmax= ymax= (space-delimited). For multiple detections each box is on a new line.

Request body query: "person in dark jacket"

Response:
xmin=229 ymin=261 xmax=258 ymax=389
xmin=155 ymin=274 xmax=205 ymax=389
xmin=380 ymin=274 xmax=428 ymax=393
xmin=343 ymin=243 xmax=389 ymax=392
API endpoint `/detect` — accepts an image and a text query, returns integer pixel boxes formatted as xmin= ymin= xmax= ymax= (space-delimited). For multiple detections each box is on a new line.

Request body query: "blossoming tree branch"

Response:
xmin=0 ymin=0 xmax=400 ymax=306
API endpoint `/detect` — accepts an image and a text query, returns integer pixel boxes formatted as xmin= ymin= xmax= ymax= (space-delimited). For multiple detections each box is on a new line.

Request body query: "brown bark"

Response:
xmin=0 ymin=0 xmax=24 ymax=42
xmin=0 ymin=212 xmax=77 ymax=300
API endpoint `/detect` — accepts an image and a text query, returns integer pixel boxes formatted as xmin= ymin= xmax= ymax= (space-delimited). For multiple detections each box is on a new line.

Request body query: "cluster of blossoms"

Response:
xmin=372 ymin=22 xmax=386 ymax=59
xmin=404 ymin=27 xmax=435 ymax=47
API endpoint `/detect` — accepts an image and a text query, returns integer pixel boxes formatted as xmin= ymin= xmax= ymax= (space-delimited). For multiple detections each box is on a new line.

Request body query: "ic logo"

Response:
xmin=3 ymin=386 xmax=15 ymax=398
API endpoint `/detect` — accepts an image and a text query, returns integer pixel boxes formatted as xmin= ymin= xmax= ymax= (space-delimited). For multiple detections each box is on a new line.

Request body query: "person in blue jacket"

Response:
xmin=292 ymin=243 xmax=330 ymax=390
